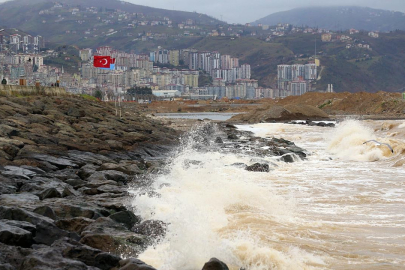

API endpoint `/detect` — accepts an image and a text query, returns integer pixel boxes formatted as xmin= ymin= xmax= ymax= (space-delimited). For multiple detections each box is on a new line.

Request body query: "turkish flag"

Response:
xmin=93 ymin=56 xmax=111 ymax=68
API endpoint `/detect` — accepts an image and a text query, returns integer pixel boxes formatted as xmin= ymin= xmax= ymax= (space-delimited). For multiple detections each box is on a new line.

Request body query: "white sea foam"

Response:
xmin=326 ymin=120 xmax=392 ymax=161
xmin=130 ymin=132 xmax=323 ymax=269
xmin=129 ymin=121 xmax=405 ymax=269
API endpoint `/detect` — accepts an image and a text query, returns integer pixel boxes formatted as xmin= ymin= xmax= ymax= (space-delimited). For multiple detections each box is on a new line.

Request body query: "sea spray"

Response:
xmin=129 ymin=123 xmax=322 ymax=270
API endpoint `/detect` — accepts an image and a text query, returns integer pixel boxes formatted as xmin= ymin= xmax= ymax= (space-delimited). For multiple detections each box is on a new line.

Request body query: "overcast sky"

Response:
xmin=126 ymin=0 xmax=405 ymax=23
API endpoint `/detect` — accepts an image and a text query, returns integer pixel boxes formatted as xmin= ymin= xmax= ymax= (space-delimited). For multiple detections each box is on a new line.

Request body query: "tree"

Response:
xmin=94 ymin=89 xmax=102 ymax=99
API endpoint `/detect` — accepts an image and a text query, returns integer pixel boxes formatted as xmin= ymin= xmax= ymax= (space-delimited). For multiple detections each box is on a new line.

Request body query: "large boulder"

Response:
xmin=109 ymin=211 xmax=140 ymax=230
xmin=80 ymin=217 xmax=147 ymax=254
xmin=245 ymin=163 xmax=270 ymax=172
xmin=29 ymin=154 xmax=78 ymax=169
xmin=0 ymin=242 xmax=32 ymax=269
xmin=202 ymin=258 xmax=229 ymax=270
xmin=55 ymin=217 xmax=95 ymax=234
xmin=118 ymin=258 xmax=157 ymax=270
xmin=0 ymin=221 xmax=33 ymax=248
xmin=0 ymin=206 xmax=79 ymax=245
xmin=87 ymin=170 xmax=129 ymax=184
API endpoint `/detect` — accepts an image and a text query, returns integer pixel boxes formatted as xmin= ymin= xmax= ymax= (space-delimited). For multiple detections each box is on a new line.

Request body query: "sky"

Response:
xmin=126 ymin=0 xmax=405 ymax=24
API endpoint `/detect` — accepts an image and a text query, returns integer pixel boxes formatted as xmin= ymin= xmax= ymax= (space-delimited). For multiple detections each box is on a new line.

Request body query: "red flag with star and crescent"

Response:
xmin=93 ymin=56 xmax=112 ymax=68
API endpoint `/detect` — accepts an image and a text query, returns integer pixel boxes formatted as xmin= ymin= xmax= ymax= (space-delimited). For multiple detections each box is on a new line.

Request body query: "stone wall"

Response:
xmin=0 ymin=85 xmax=69 ymax=96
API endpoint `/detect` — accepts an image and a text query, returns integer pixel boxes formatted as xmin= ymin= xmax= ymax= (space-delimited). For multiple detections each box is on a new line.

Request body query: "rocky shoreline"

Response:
xmin=0 ymin=96 xmax=183 ymax=269
xmin=0 ymin=95 xmax=314 ymax=269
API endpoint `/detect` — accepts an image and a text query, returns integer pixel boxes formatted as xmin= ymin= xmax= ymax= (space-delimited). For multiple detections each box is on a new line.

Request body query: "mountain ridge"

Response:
xmin=253 ymin=6 xmax=405 ymax=32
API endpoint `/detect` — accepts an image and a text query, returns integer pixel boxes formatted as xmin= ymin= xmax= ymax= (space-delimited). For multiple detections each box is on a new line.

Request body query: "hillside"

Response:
xmin=253 ymin=6 xmax=405 ymax=32
xmin=0 ymin=0 xmax=220 ymax=52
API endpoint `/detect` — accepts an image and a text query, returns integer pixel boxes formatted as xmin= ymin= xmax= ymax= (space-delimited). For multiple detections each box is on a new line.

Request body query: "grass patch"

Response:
xmin=318 ymin=100 xmax=332 ymax=109
xmin=80 ymin=94 xmax=99 ymax=102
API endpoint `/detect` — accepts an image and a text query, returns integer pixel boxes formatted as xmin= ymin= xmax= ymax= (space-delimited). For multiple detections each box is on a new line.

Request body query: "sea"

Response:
xmin=129 ymin=117 xmax=405 ymax=270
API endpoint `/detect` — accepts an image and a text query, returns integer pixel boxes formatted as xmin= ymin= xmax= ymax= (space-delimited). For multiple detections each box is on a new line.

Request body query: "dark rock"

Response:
xmin=110 ymin=211 xmax=140 ymax=230
xmin=119 ymin=258 xmax=157 ymax=270
xmin=1 ymin=166 xmax=37 ymax=180
xmin=227 ymin=134 xmax=238 ymax=140
xmin=39 ymin=188 xmax=62 ymax=200
xmin=29 ymin=154 xmax=78 ymax=169
xmin=0 ymin=263 xmax=14 ymax=270
xmin=271 ymin=137 xmax=294 ymax=146
xmin=80 ymin=217 xmax=146 ymax=254
xmin=202 ymin=258 xmax=229 ymax=270
xmin=64 ymin=178 xmax=86 ymax=188
xmin=96 ymin=184 xmax=126 ymax=195
xmin=67 ymin=107 xmax=86 ymax=118
xmin=55 ymin=217 xmax=95 ymax=234
xmin=52 ymin=203 xmax=104 ymax=220
xmin=20 ymin=245 xmax=93 ymax=270
xmin=93 ymin=253 xmax=121 ymax=270
xmin=87 ymin=170 xmax=129 ymax=183
xmin=0 ymin=175 xmax=17 ymax=194
xmin=1 ymin=220 xmax=36 ymax=234
xmin=225 ymin=124 xmax=237 ymax=129
xmin=281 ymin=154 xmax=295 ymax=163
xmin=0 ymin=242 xmax=32 ymax=269
xmin=0 ymin=125 xmax=19 ymax=138
xmin=285 ymin=146 xmax=307 ymax=159
xmin=132 ymin=220 xmax=166 ymax=238
xmin=50 ymin=168 xmax=80 ymax=181
xmin=0 ymin=221 xmax=33 ymax=247
xmin=0 ymin=206 xmax=78 ymax=245
xmin=97 ymin=162 xmax=143 ymax=175
xmin=67 ymin=151 xmax=114 ymax=167
xmin=62 ymin=186 xmax=81 ymax=197
xmin=214 ymin=137 xmax=223 ymax=144
xmin=78 ymin=164 xmax=98 ymax=180
xmin=0 ymin=193 xmax=40 ymax=207
xmin=34 ymin=218 xmax=80 ymax=245
xmin=33 ymin=206 xmax=57 ymax=220
xmin=81 ymin=188 xmax=102 ymax=196
xmin=245 ymin=163 xmax=270 ymax=172
xmin=20 ymin=166 xmax=46 ymax=175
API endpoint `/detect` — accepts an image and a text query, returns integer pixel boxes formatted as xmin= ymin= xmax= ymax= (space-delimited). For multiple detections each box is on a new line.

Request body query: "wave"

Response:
xmin=130 ymin=124 xmax=323 ymax=270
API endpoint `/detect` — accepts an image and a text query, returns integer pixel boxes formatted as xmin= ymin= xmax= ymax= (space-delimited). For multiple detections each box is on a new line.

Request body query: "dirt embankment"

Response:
xmin=229 ymin=104 xmax=329 ymax=123
xmin=231 ymin=92 xmax=405 ymax=123
xmin=277 ymin=91 xmax=405 ymax=117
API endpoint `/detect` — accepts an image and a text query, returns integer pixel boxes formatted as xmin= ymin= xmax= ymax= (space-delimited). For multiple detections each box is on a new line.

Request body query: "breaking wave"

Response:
xmin=130 ymin=124 xmax=323 ymax=270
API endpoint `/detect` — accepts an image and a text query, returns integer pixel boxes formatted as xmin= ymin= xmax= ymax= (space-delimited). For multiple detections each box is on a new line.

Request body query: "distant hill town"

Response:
xmin=1 ymin=1 xmax=405 ymax=98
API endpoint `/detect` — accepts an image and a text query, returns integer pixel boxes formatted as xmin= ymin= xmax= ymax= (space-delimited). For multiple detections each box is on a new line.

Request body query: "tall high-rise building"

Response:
xmin=169 ymin=50 xmax=180 ymax=66
xmin=304 ymin=63 xmax=317 ymax=80
xmin=189 ymin=52 xmax=198 ymax=70
xmin=291 ymin=64 xmax=305 ymax=80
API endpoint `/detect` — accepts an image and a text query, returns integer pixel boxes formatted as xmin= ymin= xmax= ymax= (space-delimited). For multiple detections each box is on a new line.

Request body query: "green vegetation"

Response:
xmin=80 ymin=94 xmax=99 ymax=101
xmin=318 ymin=100 xmax=332 ymax=109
